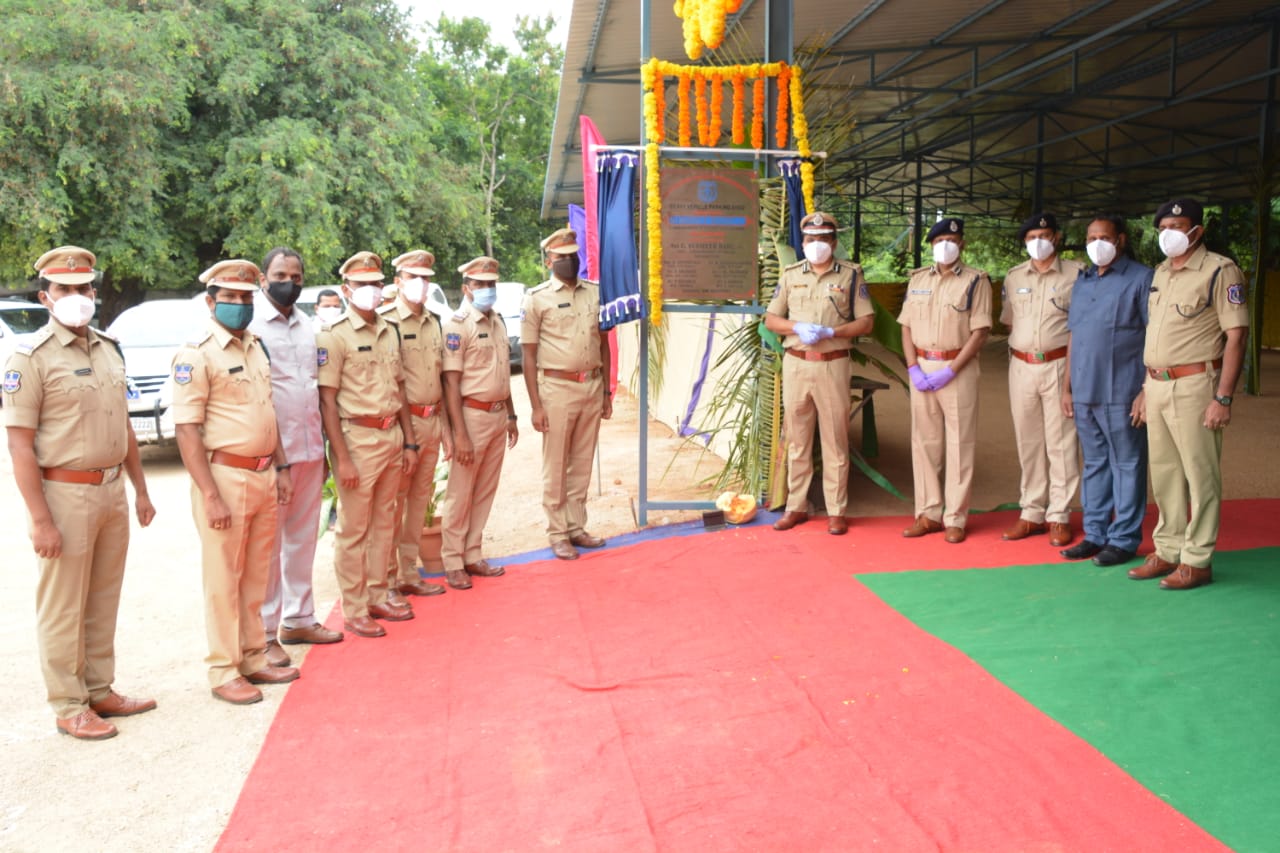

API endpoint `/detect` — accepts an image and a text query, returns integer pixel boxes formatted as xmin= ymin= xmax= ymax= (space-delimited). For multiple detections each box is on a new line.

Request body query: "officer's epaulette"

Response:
xmin=185 ymin=329 xmax=214 ymax=348
xmin=528 ymin=280 xmax=552 ymax=294
xmin=450 ymin=308 xmax=469 ymax=322
xmin=782 ymin=259 xmax=807 ymax=272
xmin=91 ymin=327 xmax=126 ymax=361
xmin=909 ymin=265 xmax=932 ymax=276
xmin=321 ymin=314 xmax=352 ymax=332
xmin=377 ymin=302 xmax=398 ymax=318
xmin=12 ymin=326 xmax=54 ymax=357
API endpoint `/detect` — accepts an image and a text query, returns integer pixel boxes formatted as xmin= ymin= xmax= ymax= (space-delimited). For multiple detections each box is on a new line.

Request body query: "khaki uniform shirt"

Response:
xmin=520 ymin=276 xmax=602 ymax=371
xmin=379 ymin=297 xmax=444 ymax=405
xmin=897 ymin=262 xmax=994 ymax=349
xmin=766 ymin=260 xmax=874 ymax=352
xmin=442 ymin=302 xmax=510 ymax=401
xmin=2 ymin=322 xmax=129 ymax=469
xmin=1144 ymin=244 xmax=1249 ymax=367
xmin=1000 ymin=257 xmax=1083 ymax=353
xmin=171 ymin=319 xmax=278 ymax=457
xmin=315 ymin=310 xmax=404 ymax=418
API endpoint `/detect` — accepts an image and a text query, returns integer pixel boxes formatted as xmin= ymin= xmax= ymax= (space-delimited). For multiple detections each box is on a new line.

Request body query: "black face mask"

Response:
xmin=552 ymin=255 xmax=580 ymax=281
xmin=266 ymin=280 xmax=303 ymax=307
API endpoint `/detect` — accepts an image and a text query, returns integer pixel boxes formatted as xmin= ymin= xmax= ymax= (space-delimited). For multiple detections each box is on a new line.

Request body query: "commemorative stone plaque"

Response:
xmin=660 ymin=166 xmax=759 ymax=301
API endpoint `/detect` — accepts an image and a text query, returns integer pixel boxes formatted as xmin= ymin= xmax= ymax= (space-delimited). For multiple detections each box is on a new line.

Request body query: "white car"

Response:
xmin=494 ymin=281 xmax=526 ymax=369
xmin=0 ymin=300 xmax=51 ymax=383
xmin=106 ymin=296 xmax=208 ymax=443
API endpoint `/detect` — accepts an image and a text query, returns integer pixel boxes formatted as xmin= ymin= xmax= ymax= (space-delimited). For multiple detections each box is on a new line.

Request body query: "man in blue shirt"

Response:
xmin=1061 ymin=215 xmax=1153 ymax=565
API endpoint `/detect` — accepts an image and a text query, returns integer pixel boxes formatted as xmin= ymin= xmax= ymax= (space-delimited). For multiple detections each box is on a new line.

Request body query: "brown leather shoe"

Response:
xmin=398 ymin=580 xmax=446 ymax=596
xmin=279 ymin=623 xmax=344 ymax=645
xmin=369 ymin=602 xmax=415 ymax=621
xmin=1127 ymin=553 xmax=1178 ymax=580
xmin=569 ymin=532 xmax=606 ymax=548
xmin=773 ymin=511 xmax=809 ymax=531
xmin=246 ymin=666 xmax=301 ymax=685
xmin=56 ymin=709 xmax=118 ymax=740
xmin=211 ymin=677 xmax=263 ymax=705
xmin=446 ymin=569 xmax=472 ymax=589
xmin=264 ymin=639 xmax=292 ymax=668
xmin=465 ymin=560 xmax=505 ymax=577
xmin=827 ymin=516 xmax=848 ymax=536
xmin=1160 ymin=563 xmax=1213 ymax=590
xmin=551 ymin=540 xmax=579 ymax=560
xmin=89 ymin=691 xmax=157 ymax=718
xmin=944 ymin=526 xmax=967 ymax=543
xmin=386 ymin=589 xmax=413 ymax=609
xmin=902 ymin=516 xmax=943 ymax=538
xmin=1048 ymin=522 xmax=1074 ymax=547
xmin=1002 ymin=519 xmax=1047 ymax=541
xmin=344 ymin=616 xmax=387 ymax=638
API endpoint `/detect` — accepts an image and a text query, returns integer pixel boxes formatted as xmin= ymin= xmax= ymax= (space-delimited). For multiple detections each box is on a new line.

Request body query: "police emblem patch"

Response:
xmin=446 ymin=332 xmax=461 ymax=351
xmin=317 ymin=348 xmax=328 ymax=367
xmin=858 ymin=282 xmax=869 ymax=300
xmin=174 ymin=364 xmax=193 ymax=385
xmin=2 ymin=369 xmax=20 ymax=393
xmin=1228 ymin=283 xmax=1245 ymax=305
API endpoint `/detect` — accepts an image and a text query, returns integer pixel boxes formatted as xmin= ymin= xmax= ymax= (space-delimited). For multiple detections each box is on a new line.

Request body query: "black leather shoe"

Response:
xmin=1060 ymin=540 xmax=1103 ymax=560
xmin=1092 ymin=545 xmax=1137 ymax=567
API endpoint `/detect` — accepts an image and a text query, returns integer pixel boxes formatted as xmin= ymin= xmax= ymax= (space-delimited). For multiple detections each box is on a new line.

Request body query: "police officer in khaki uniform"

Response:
xmin=764 ymin=212 xmax=874 ymax=535
xmin=899 ymin=218 xmax=993 ymax=543
xmin=521 ymin=228 xmax=613 ymax=560
xmin=173 ymin=260 xmax=298 ymax=705
xmin=380 ymin=250 xmax=452 ymax=596
xmin=1128 ymin=200 xmax=1248 ymax=590
xmin=1000 ymin=213 xmax=1082 ymax=547
xmin=440 ymin=256 xmax=517 ymax=589
xmin=4 ymin=246 xmax=156 ymax=740
xmin=317 ymin=251 xmax=419 ymax=637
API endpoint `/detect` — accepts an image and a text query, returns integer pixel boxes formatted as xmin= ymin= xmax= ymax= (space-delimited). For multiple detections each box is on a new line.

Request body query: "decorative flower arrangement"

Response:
xmin=673 ymin=0 xmax=746 ymax=59
xmin=641 ymin=57 xmax=814 ymax=324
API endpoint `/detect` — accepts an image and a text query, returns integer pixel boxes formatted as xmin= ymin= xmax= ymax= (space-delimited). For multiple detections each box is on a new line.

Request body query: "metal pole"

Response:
xmin=638 ymin=0 xmax=651 ymax=525
xmin=913 ymin=159 xmax=924 ymax=269
xmin=764 ymin=0 xmax=794 ymax=179
xmin=1032 ymin=112 xmax=1045 ymax=213
xmin=1245 ymin=20 xmax=1277 ymax=396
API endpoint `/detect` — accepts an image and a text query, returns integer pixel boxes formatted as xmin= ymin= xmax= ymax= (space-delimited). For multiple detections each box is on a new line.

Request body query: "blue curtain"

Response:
xmin=567 ymin=203 xmax=589 ymax=279
xmin=779 ymin=159 xmax=805 ymax=256
xmin=596 ymin=152 xmax=644 ymax=330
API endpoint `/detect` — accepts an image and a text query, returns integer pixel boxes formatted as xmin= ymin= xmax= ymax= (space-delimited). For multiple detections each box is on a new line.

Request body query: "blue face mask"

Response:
xmin=470 ymin=286 xmax=497 ymax=311
xmin=214 ymin=301 xmax=254 ymax=331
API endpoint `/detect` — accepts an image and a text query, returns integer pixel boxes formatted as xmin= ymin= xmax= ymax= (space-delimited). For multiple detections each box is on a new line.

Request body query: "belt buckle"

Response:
xmin=255 ymin=456 xmax=272 ymax=472
xmin=1155 ymin=368 xmax=1171 ymax=381
xmin=576 ymin=371 xmax=587 ymax=382
xmin=1035 ymin=351 xmax=1046 ymax=362
xmin=98 ymin=465 xmax=121 ymax=484
xmin=490 ymin=401 xmax=504 ymax=413
xmin=381 ymin=415 xmax=396 ymax=429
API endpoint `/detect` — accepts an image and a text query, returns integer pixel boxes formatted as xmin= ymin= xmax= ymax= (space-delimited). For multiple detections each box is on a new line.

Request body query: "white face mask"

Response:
xmin=932 ymin=240 xmax=960 ymax=266
xmin=316 ymin=305 xmax=343 ymax=325
xmin=51 ymin=293 xmax=95 ymax=328
xmin=349 ymin=284 xmax=382 ymax=312
xmin=802 ymin=241 xmax=833 ymax=265
xmin=1025 ymin=237 xmax=1055 ymax=262
xmin=1086 ymin=239 xmax=1118 ymax=267
xmin=401 ymin=277 xmax=428 ymax=305
xmin=1158 ymin=226 xmax=1195 ymax=259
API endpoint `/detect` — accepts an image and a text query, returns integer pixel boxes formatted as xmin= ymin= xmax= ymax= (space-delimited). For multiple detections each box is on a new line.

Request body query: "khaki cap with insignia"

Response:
xmin=392 ymin=250 xmax=435 ymax=277
xmin=34 ymin=246 xmax=97 ymax=285
xmin=457 ymin=256 xmax=500 ymax=281
xmin=340 ymin=251 xmax=385 ymax=282
xmin=540 ymin=228 xmax=580 ymax=255
xmin=198 ymin=259 xmax=261 ymax=292
xmin=800 ymin=212 xmax=838 ymax=235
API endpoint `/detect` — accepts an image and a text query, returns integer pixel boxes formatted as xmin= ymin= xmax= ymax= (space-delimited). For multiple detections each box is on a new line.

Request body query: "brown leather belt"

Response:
xmin=785 ymin=349 xmax=849 ymax=362
xmin=541 ymin=368 xmax=601 ymax=382
xmin=462 ymin=397 xmax=507 ymax=413
xmin=210 ymin=450 xmax=274 ymax=472
xmin=41 ymin=465 xmax=122 ymax=485
xmin=918 ymin=348 xmax=961 ymax=361
xmin=409 ymin=402 xmax=441 ymax=418
xmin=1011 ymin=346 xmax=1068 ymax=364
xmin=1147 ymin=358 xmax=1222 ymax=381
xmin=347 ymin=414 xmax=398 ymax=429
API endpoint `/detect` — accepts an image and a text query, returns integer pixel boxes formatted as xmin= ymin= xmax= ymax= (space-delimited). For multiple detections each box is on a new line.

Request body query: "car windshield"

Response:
xmin=0 ymin=306 xmax=50 ymax=333
xmin=107 ymin=301 xmax=206 ymax=346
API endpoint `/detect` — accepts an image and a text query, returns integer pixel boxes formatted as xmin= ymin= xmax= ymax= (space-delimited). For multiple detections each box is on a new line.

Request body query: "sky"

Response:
xmin=398 ymin=0 xmax=572 ymax=49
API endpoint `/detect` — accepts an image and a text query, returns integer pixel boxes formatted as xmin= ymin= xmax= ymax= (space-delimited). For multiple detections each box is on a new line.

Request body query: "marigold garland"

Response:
xmin=674 ymin=0 xmax=745 ymax=58
xmin=775 ymin=65 xmax=790 ymax=149
xmin=654 ymin=74 xmax=666 ymax=142
xmin=751 ymin=76 xmax=765 ymax=149
xmin=731 ymin=73 xmax=745 ymax=145
xmin=790 ymin=66 xmax=814 ymax=214
xmin=694 ymin=74 xmax=710 ymax=146
xmin=708 ymin=72 xmax=723 ymax=145
xmin=677 ymin=72 xmax=692 ymax=147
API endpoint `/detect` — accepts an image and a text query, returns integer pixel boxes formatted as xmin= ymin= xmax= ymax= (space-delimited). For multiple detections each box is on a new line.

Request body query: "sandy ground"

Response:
xmin=2 ymin=339 xmax=1278 ymax=852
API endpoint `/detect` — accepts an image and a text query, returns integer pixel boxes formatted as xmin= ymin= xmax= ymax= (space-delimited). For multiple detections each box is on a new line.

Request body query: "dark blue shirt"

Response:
xmin=1067 ymin=255 xmax=1153 ymax=405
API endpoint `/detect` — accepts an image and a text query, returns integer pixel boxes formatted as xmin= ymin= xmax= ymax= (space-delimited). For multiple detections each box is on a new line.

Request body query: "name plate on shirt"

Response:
xmin=358 ymin=345 xmax=372 ymax=352
xmin=74 ymin=367 xmax=93 ymax=376
xmin=660 ymin=165 xmax=759 ymax=301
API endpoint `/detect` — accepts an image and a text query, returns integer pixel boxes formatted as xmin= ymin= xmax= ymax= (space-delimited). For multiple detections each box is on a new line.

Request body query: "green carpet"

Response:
xmin=859 ymin=547 xmax=1280 ymax=853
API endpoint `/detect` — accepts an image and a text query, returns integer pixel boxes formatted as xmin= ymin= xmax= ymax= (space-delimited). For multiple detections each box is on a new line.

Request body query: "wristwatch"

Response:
xmin=403 ymin=443 xmax=420 ymax=451
xmin=1214 ymin=394 xmax=1233 ymax=407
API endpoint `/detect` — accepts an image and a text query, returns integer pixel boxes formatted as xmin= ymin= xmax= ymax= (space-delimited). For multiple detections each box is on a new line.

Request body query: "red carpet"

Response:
xmin=216 ymin=502 xmax=1277 ymax=851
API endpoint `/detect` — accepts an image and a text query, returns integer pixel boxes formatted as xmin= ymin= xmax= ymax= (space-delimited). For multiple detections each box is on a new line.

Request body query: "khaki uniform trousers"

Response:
xmin=539 ymin=375 xmax=604 ymax=543
xmin=35 ymin=477 xmax=130 ymax=718
xmin=441 ymin=408 xmax=506 ymax=571
xmin=192 ymin=464 xmax=276 ymax=688
xmin=332 ymin=423 xmax=403 ymax=620
xmin=1145 ymin=370 xmax=1223 ymax=568
xmin=261 ymin=457 xmax=325 ymax=633
xmin=390 ymin=413 xmax=444 ymax=585
xmin=910 ymin=357 xmax=980 ymax=529
xmin=1008 ymin=358 xmax=1079 ymax=524
xmin=782 ymin=354 xmax=852 ymax=516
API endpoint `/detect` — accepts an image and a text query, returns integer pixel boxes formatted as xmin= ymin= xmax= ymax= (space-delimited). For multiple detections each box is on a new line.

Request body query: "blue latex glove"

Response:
xmin=815 ymin=325 xmax=836 ymax=341
xmin=928 ymin=365 xmax=957 ymax=389
xmin=908 ymin=364 xmax=932 ymax=392
xmin=793 ymin=322 xmax=823 ymax=346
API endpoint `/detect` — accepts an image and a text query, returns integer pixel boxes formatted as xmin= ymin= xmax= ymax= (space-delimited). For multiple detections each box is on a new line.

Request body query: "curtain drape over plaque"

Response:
xmin=779 ymin=159 xmax=805 ymax=256
xmin=596 ymin=152 xmax=644 ymax=330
